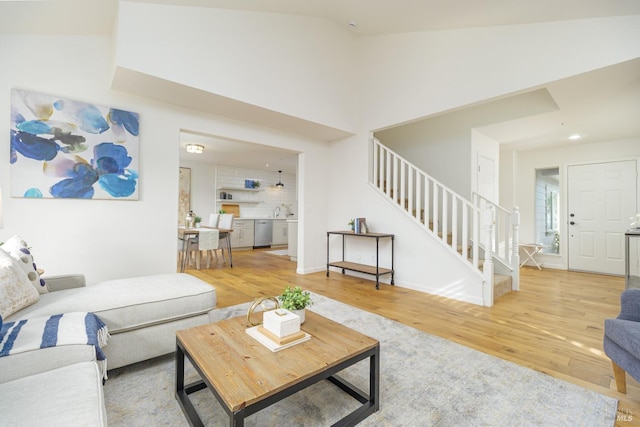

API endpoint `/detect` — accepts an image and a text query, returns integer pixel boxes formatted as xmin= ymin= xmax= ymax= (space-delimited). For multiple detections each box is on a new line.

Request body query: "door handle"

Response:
xmin=570 ymin=221 xmax=575 ymax=225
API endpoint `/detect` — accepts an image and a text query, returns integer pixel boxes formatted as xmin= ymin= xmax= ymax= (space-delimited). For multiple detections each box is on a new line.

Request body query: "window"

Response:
xmin=535 ymin=168 xmax=560 ymax=254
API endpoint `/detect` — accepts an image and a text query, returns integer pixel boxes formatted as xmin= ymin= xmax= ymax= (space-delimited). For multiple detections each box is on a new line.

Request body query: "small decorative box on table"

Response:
xmin=246 ymin=308 xmax=310 ymax=352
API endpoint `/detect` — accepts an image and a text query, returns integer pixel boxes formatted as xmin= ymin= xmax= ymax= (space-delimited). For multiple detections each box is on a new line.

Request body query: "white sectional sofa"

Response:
xmin=0 ymin=235 xmax=217 ymax=426
xmin=6 ymin=272 xmax=217 ymax=372
xmin=0 ymin=362 xmax=108 ymax=426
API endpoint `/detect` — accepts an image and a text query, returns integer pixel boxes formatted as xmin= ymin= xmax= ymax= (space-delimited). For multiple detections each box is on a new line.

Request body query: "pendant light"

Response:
xmin=276 ymin=170 xmax=284 ymax=188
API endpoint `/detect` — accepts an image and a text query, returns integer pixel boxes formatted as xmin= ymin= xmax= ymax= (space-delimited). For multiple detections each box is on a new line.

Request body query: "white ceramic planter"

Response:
xmin=292 ymin=309 xmax=305 ymax=324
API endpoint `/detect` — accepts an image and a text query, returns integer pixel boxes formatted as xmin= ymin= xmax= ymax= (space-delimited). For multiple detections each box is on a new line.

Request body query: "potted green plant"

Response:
xmin=194 ymin=216 xmax=202 ymax=227
xmin=348 ymin=219 xmax=355 ymax=231
xmin=279 ymin=286 xmax=312 ymax=323
xmin=253 ymin=180 xmax=261 ymax=188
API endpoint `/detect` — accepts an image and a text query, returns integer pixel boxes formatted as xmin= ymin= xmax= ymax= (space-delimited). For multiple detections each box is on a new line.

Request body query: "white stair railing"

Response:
xmin=371 ymin=139 xmax=520 ymax=304
xmin=482 ymin=204 xmax=495 ymax=306
xmin=371 ymin=139 xmax=482 ymax=271
xmin=472 ymin=193 xmax=520 ymax=291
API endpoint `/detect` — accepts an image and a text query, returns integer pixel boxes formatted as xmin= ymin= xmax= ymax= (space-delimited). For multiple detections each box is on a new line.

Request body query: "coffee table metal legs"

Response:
xmin=175 ymin=344 xmax=210 ymax=426
xmin=176 ymin=341 xmax=380 ymax=427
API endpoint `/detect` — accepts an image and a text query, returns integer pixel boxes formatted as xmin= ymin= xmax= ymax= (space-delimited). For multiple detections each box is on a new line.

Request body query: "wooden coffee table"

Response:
xmin=175 ymin=310 xmax=380 ymax=426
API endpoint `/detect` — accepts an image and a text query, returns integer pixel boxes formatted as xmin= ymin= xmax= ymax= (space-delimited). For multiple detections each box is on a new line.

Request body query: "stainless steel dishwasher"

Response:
xmin=253 ymin=219 xmax=272 ymax=248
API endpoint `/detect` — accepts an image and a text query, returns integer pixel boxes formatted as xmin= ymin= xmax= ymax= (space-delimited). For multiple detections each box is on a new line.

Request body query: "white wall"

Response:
xmin=0 ymin=35 xmax=180 ymax=283
xmin=116 ymin=1 xmax=358 ymax=134
xmin=374 ymin=113 xmax=472 ymax=197
xmin=503 ymin=137 xmax=640 ymax=270
xmin=358 ymin=16 xmax=640 ymax=131
xmin=0 ymin=34 xmax=331 ymax=284
xmin=362 ymin=16 xmax=640 ymax=201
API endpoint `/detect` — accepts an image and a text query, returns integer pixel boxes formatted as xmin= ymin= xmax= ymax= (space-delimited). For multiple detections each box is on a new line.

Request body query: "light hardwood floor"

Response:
xmin=185 ymin=248 xmax=638 ymax=425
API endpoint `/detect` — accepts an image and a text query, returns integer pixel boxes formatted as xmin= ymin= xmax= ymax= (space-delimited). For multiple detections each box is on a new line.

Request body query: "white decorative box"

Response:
xmin=263 ymin=309 xmax=300 ymax=338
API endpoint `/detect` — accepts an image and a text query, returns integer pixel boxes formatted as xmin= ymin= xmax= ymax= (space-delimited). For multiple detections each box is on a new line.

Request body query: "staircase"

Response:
xmin=370 ymin=139 xmax=520 ymax=306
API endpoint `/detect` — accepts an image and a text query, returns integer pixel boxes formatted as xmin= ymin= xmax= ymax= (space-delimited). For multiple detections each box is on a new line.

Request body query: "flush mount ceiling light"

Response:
xmin=276 ymin=170 xmax=284 ymax=188
xmin=186 ymin=144 xmax=204 ymax=154
xmin=568 ymin=134 xmax=582 ymax=140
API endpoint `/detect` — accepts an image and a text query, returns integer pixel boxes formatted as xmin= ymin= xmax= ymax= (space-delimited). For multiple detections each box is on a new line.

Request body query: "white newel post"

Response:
xmin=511 ymin=206 xmax=521 ymax=291
xmin=482 ymin=205 xmax=495 ymax=307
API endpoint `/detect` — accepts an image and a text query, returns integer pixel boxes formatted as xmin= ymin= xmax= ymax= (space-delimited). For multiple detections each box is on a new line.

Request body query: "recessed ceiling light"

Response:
xmin=348 ymin=20 xmax=357 ymax=28
xmin=568 ymin=134 xmax=581 ymax=140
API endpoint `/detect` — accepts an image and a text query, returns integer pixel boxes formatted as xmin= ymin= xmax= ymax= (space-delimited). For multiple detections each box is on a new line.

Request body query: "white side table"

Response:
xmin=519 ymin=243 xmax=547 ymax=270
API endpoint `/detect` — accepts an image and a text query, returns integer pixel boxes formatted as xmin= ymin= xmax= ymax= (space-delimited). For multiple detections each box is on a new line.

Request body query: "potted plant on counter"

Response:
xmin=194 ymin=216 xmax=202 ymax=228
xmin=279 ymin=286 xmax=312 ymax=324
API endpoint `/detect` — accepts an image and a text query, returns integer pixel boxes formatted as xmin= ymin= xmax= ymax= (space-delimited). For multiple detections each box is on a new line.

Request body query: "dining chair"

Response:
xmin=208 ymin=213 xmax=220 ymax=228
xmin=197 ymin=228 xmax=220 ymax=268
xmin=217 ymin=214 xmax=234 ymax=263
xmin=178 ymin=226 xmax=199 ymax=271
xmin=218 ymin=213 xmax=234 ymax=229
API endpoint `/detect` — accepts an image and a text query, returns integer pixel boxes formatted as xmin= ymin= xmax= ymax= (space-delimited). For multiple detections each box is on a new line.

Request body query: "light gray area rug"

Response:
xmin=104 ymin=293 xmax=617 ymax=426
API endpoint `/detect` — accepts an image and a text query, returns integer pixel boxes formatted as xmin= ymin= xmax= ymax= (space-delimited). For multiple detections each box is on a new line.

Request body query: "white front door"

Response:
xmin=567 ymin=160 xmax=637 ymax=275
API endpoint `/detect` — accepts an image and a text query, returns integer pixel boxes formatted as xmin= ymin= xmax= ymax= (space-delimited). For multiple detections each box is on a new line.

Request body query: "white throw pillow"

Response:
xmin=0 ymin=235 xmax=47 ymax=294
xmin=0 ymin=249 xmax=39 ymax=319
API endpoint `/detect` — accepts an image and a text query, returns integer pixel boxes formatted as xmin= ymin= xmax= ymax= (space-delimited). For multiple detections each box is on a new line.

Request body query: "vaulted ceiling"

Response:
xmin=2 ymin=0 xmax=639 ymax=172
xmin=3 ymin=0 xmax=640 ymax=37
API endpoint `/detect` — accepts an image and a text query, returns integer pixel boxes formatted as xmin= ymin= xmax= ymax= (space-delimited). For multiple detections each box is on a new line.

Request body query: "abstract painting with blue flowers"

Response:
xmin=10 ymin=89 xmax=140 ymax=200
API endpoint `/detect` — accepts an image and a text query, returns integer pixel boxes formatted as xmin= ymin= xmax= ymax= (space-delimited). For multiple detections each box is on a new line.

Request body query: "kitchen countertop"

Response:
xmin=237 ymin=217 xmax=292 ymax=220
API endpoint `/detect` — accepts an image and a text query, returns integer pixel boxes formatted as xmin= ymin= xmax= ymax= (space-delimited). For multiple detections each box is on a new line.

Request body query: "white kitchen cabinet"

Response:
xmin=230 ymin=219 xmax=255 ymax=249
xmin=287 ymin=220 xmax=298 ymax=261
xmin=272 ymin=220 xmax=288 ymax=246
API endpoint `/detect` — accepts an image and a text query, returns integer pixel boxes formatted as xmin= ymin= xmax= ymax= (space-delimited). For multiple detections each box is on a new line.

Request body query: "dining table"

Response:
xmin=178 ymin=226 xmax=234 ymax=272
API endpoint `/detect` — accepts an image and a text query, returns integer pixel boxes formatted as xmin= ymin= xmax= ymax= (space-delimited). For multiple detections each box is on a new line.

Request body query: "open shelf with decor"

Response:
xmin=217 ymin=187 xmax=262 ymax=193
xmin=217 ymin=187 xmax=263 ymax=205
xmin=215 ymin=200 xmax=260 ymax=204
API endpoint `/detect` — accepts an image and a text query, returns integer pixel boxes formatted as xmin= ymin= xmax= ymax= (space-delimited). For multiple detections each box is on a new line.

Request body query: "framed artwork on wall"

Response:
xmin=178 ymin=167 xmax=191 ymax=226
xmin=10 ymin=88 xmax=140 ymax=199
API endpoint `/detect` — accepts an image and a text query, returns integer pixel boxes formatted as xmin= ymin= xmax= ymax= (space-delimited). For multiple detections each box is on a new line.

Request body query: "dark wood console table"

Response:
xmin=326 ymin=231 xmax=394 ymax=289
